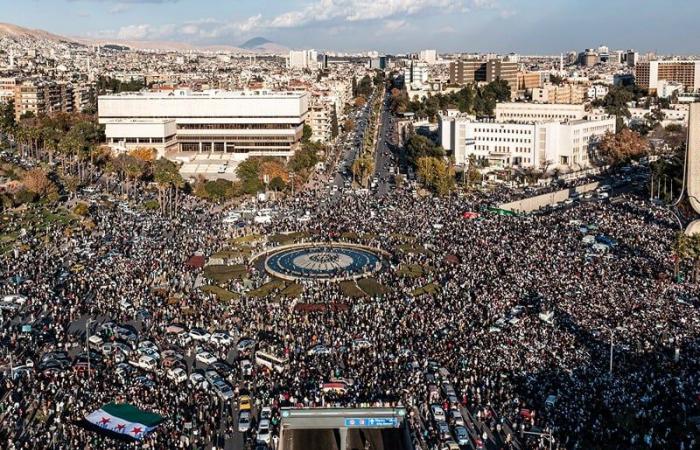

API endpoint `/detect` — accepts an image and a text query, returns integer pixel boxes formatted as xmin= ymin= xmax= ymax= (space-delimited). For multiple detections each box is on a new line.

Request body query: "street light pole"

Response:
xmin=609 ymin=328 xmax=614 ymax=375
xmin=86 ymin=319 xmax=94 ymax=379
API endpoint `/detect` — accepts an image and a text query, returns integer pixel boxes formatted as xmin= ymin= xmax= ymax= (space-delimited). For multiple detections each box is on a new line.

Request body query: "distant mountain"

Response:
xmin=0 ymin=22 xmax=78 ymax=44
xmin=0 ymin=22 xmax=287 ymax=54
xmin=240 ymin=37 xmax=289 ymax=54
xmin=240 ymin=37 xmax=272 ymax=49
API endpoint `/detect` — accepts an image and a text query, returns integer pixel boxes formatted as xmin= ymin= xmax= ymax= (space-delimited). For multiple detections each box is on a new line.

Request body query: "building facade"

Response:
xmin=288 ymin=50 xmax=318 ymax=70
xmin=13 ymin=79 xmax=74 ymax=120
xmin=636 ymin=60 xmax=700 ymax=93
xmin=494 ymin=103 xmax=586 ymax=123
xmin=531 ymin=84 xmax=586 ymax=104
xmin=449 ymin=59 xmax=518 ymax=97
xmin=440 ymin=110 xmax=615 ymax=170
xmin=98 ymin=89 xmax=309 ymax=160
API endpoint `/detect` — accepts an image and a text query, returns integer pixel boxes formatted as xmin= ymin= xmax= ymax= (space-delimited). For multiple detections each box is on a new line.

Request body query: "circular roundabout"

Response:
xmin=263 ymin=243 xmax=385 ymax=281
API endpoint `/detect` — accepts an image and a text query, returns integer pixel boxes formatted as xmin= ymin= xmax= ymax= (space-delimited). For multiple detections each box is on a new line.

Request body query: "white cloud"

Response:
xmin=115 ymin=23 xmax=176 ymax=40
xmin=109 ymin=3 xmax=129 ymax=14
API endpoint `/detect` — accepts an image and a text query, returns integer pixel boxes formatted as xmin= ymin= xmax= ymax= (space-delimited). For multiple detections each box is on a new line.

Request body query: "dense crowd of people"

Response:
xmin=0 ymin=155 xmax=698 ymax=450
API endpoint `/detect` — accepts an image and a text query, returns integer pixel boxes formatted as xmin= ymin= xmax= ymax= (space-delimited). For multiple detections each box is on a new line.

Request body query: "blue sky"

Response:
xmin=2 ymin=0 xmax=699 ymax=54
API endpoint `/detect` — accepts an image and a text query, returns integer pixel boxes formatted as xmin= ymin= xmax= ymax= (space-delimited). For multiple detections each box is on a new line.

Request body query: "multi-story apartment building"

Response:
xmin=0 ymin=77 xmax=19 ymax=103
xmin=98 ymin=89 xmax=309 ymax=160
xmin=439 ymin=109 xmax=615 ymax=170
xmin=517 ymin=72 xmax=543 ymax=91
xmin=495 ymin=102 xmax=585 ymax=123
xmin=13 ymin=79 xmax=74 ymax=120
xmin=307 ymin=95 xmax=337 ymax=143
xmin=636 ymin=60 xmax=700 ymax=93
xmin=531 ymin=83 xmax=586 ymax=104
xmin=73 ymin=83 xmax=96 ymax=113
xmin=449 ymin=59 xmax=518 ymax=97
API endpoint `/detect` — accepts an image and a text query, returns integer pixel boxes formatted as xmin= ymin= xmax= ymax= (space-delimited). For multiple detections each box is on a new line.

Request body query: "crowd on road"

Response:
xmin=0 ymin=155 xmax=698 ymax=450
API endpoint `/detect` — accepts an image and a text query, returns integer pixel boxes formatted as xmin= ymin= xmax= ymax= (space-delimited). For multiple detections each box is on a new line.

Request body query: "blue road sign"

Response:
xmin=344 ymin=417 xmax=398 ymax=428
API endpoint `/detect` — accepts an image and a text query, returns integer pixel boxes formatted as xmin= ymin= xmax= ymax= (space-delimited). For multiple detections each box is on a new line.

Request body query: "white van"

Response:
xmin=88 ymin=335 xmax=104 ymax=349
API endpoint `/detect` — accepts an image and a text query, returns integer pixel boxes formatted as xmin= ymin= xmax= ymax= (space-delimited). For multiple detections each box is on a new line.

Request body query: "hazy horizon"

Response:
xmin=1 ymin=0 xmax=700 ymax=54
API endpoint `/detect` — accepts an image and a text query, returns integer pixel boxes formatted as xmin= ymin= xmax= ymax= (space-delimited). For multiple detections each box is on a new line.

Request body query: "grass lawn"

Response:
xmin=211 ymin=248 xmax=252 ymax=260
xmin=230 ymin=234 xmax=263 ymax=245
xmin=412 ymin=282 xmax=441 ymax=297
xmin=248 ymin=280 xmax=285 ymax=298
xmin=279 ymin=282 xmax=303 ymax=298
xmin=357 ymin=277 xmax=388 ymax=296
xmin=340 ymin=281 xmax=367 ymax=298
xmin=201 ymin=285 xmax=240 ymax=301
xmin=268 ymin=231 xmax=311 ymax=246
xmin=203 ymin=264 xmax=248 ymax=283
xmin=397 ymin=264 xmax=424 ymax=278
xmin=390 ymin=233 xmax=417 ymax=242
xmin=396 ymin=243 xmax=433 ymax=255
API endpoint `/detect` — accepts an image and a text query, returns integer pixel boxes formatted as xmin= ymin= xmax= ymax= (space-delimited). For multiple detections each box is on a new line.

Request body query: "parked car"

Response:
xmin=195 ymin=351 xmax=218 ymax=365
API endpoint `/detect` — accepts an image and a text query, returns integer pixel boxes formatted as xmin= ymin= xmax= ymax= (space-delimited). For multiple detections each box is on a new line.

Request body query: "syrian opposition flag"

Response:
xmin=86 ymin=403 xmax=164 ymax=440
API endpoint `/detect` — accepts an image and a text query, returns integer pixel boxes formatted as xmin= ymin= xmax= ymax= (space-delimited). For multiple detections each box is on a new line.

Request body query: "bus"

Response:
xmin=254 ymin=351 xmax=289 ymax=373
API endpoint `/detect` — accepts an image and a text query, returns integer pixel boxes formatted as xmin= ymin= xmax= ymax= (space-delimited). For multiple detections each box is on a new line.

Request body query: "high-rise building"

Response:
xmin=449 ymin=59 xmax=518 ymax=96
xmin=449 ymin=59 xmax=486 ymax=85
xmin=625 ymin=50 xmax=639 ymax=67
xmin=636 ymin=60 xmax=700 ymax=93
xmin=404 ymin=62 xmax=429 ymax=87
xmin=288 ymin=50 xmax=318 ymax=70
xmin=419 ymin=50 xmax=438 ymax=65
xmin=485 ymin=60 xmax=518 ymax=93
xmin=98 ymin=89 xmax=309 ymax=160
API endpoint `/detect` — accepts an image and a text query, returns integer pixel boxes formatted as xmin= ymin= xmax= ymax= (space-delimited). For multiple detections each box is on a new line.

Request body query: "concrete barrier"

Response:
xmin=499 ymin=182 xmax=600 ymax=213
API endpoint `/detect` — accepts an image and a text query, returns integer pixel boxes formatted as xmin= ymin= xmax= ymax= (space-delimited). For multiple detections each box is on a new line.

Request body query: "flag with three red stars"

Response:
xmin=86 ymin=403 xmax=163 ymax=440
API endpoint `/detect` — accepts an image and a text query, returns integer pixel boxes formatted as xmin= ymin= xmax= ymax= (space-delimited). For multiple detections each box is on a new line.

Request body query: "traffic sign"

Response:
xmin=343 ymin=417 xmax=398 ymax=428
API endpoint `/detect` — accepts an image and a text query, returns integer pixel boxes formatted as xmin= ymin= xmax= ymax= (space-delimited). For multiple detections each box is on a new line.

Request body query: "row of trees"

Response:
xmin=388 ymin=80 xmax=511 ymax=121
xmin=673 ymin=232 xmax=700 ymax=282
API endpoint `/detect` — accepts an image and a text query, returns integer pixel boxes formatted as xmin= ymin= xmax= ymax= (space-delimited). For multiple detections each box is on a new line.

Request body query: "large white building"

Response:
xmin=404 ymin=62 xmax=429 ymax=88
xmin=440 ymin=109 xmax=616 ymax=170
xmin=495 ymin=102 xmax=586 ymax=123
xmin=288 ymin=50 xmax=318 ymax=70
xmin=98 ymin=89 xmax=309 ymax=162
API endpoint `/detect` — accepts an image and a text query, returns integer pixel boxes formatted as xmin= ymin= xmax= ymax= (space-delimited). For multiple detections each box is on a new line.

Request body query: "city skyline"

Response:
xmin=2 ymin=0 xmax=700 ymax=54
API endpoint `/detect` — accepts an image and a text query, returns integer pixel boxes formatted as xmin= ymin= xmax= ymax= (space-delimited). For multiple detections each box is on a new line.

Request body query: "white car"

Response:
xmin=189 ymin=372 xmax=206 ymax=389
xmin=2 ymin=294 xmax=27 ymax=306
xmin=240 ymin=359 xmax=253 ymax=376
xmin=431 ymin=404 xmax=446 ymax=422
xmin=238 ymin=411 xmax=251 ymax=433
xmin=307 ymin=344 xmax=332 ymax=356
xmin=210 ymin=332 xmax=233 ymax=346
xmin=195 ymin=351 xmax=218 ymax=365
xmin=189 ymin=328 xmax=211 ymax=342
xmin=167 ymin=367 xmax=187 ymax=384
xmin=260 ymin=406 xmax=272 ymax=421
xmin=131 ymin=355 xmax=157 ymax=372
xmin=256 ymin=419 xmax=272 ymax=444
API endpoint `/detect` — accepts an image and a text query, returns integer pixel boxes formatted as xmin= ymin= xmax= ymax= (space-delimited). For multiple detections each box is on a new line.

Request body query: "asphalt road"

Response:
xmin=372 ymin=94 xmax=396 ymax=198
